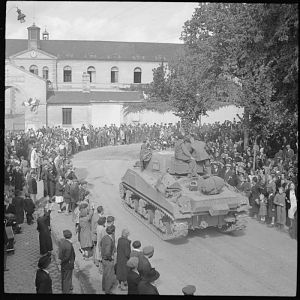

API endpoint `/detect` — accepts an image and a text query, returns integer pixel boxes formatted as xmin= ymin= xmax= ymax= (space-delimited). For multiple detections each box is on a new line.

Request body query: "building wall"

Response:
xmin=11 ymin=56 xmax=56 ymax=86
xmin=91 ymin=103 xmax=122 ymax=127
xmin=47 ymin=104 xmax=91 ymax=128
xmin=56 ymin=60 xmax=163 ymax=89
xmin=5 ymin=63 xmax=47 ymax=131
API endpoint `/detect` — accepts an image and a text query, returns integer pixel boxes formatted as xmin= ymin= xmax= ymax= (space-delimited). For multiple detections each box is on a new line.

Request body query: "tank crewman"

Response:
xmin=174 ymin=137 xmax=198 ymax=178
xmin=190 ymin=137 xmax=211 ymax=175
xmin=140 ymin=139 xmax=152 ymax=171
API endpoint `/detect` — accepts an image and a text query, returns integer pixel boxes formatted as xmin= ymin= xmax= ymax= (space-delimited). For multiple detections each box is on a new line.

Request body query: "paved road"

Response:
xmin=72 ymin=144 xmax=297 ymax=296
xmin=4 ymin=221 xmax=61 ymax=294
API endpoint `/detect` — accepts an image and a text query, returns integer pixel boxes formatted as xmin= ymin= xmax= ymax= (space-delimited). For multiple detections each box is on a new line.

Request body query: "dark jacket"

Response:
xmin=24 ymin=196 xmax=35 ymax=214
xmin=70 ymin=182 xmax=79 ymax=203
xmin=12 ymin=196 xmax=24 ymax=224
xmin=137 ymin=279 xmax=159 ymax=295
xmin=58 ymin=239 xmax=75 ymax=270
xmin=100 ymin=234 xmax=115 ymax=260
xmin=37 ymin=211 xmax=53 ymax=255
xmin=28 ymin=176 xmax=37 ymax=194
xmin=116 ymin=236 xmax=131 ymax=282
xmin=55 ymin=182 xmax=64 ymax=196
xmin=127 ymin=269 xmax=141 ymax=294
xmin=137 ymin=254 xmax=152 ymax=278
xmin=35 ymin=269 xmax=53 ymax=294
xmin=13 ymin=169 xmax=24 ymax=191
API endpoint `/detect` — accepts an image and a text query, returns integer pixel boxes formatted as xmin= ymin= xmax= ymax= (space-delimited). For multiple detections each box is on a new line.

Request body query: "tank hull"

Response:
xmin=120 ymin=166 xmax=249 ymax=240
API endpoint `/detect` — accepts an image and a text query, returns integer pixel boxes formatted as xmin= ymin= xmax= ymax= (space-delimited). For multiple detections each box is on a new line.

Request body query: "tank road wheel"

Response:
xmin=133 ymin=199 xmax=139 ymax=212
xmin=125 ymin=190 xmax=133 ymax=206
xmin=162 ymin=215 xmax=172 ymax=235
xmin=119 ymin=183 xmax=126 ymax=199
xmin=138 ymin=199 xmax=147 ymax=219
xmin=146 ymin=209 xmax=154 ymax=224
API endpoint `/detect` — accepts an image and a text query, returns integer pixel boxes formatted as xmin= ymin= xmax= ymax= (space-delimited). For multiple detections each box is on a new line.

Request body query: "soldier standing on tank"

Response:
xmin=140 ymin=139 xmax=152 ymax=171
xmin=174 ymin=137 xmax=198 ymax=178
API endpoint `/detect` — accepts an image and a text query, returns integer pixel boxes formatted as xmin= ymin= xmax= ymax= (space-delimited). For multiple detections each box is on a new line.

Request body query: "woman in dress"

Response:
xmin=79 ymin=206 xmax=94 ymax=259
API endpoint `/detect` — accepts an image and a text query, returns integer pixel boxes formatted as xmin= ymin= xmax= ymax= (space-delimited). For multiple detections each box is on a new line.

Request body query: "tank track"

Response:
xmin=120 ymin=183 xmax=188 ymax=241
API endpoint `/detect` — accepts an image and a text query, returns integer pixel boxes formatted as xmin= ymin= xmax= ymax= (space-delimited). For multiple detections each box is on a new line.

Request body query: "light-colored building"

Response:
xmin=5 ymin=23 xmax=184 ymax=130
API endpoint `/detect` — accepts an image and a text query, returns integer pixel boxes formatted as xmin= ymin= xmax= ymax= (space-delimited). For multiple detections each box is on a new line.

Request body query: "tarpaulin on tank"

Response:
xmin=155 ymin=173 xmax=182 ymax=196
xmin=198 ymin=176 xmax=225 ymax=195
xmin=191 ymin=140 xmax=210 ymax=161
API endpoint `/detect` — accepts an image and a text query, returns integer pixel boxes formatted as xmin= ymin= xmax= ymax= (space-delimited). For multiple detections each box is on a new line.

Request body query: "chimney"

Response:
xmin=82 ymin=72 xmax=90 ymax=93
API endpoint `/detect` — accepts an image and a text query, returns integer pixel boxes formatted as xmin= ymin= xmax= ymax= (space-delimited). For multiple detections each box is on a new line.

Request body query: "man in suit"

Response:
xmin=100 ymin=225 xmax=117 ymax=294
xmin=91 ymin=206 xmax=104 ymax=265
xmin=137 ymin=245 xmax=154 ymax=278
xmin=58 ymin=229 xmax=75 ymax=294
xmin=35 ymin=253 xmax=52 ymax=293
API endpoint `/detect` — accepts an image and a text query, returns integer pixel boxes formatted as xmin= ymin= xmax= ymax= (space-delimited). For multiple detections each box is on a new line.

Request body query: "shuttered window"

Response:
xmin=62 ymin=108 xmax=72 ymax=125
xmin=134 ymin=67 xmax=142 ymax=83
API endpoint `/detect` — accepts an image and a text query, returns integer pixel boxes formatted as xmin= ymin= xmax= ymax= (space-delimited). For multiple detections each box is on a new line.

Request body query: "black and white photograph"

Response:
xmin=4 ymin=1 xmax=298 ymax=296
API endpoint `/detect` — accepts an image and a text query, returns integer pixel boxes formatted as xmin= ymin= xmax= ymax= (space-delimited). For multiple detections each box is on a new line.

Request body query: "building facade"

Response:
xmin=5 ymin=23 xmax=184 ymax=130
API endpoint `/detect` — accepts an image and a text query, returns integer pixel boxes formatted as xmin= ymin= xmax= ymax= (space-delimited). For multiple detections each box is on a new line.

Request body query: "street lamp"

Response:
xmin=7 ymin=6 xmax=26 ymax=23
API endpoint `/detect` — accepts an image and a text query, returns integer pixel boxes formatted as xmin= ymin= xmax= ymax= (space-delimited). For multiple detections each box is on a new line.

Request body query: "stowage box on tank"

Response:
xmin=119 ymin=143 xmax=249 ymax=240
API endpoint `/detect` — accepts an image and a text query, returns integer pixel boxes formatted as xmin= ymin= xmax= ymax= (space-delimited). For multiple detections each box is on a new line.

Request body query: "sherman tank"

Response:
xmin=119 ymin=141 xmax=249 ymax=241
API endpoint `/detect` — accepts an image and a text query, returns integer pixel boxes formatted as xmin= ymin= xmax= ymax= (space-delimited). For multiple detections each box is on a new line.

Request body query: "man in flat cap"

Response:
xmin=100 ymin=225 xmax=117 ymax=294
xmin=182 ymin=285 xmax=196 ymax=295
xmin=35 ymin=253 xmax=52 ymax=294
xmin=137 ymin=245 xmax=154 ymax=279
xmin=58 ymin=229 xmax=75 ymax=294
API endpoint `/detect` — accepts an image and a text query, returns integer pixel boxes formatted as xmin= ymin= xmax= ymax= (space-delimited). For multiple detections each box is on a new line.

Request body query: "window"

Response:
xmin=63 ymin=66 xmax=72 ymax=82
xmin=42 ymin=66 xmax=49 ymax=80
xmin=87 ymin=66 xmax=96 ymax=83
xmin=29 ymin=65 xmax=38 ymax=75
xmin=111 ymin=66 xmax=118 ymax=83
xmin=134 ymin=67 xmax=142 ymax=83
xmin=62 ymin=108 xmax=72 ymax=125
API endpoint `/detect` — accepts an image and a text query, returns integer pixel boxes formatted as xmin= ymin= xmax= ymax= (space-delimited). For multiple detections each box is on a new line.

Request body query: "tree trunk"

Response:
xmin=243 ymin=107 xmax=250 ymax=151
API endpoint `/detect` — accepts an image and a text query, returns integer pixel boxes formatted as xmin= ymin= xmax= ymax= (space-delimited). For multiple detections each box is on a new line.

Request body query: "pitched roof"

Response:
xmin=6 ymin=39 xmax=184 ymax=62
xmin=47 ymin=91 xmax=143 ymax=104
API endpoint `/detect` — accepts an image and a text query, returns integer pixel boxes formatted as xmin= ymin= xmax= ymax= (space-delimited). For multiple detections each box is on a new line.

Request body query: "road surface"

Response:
xmin=72 ymin=144 xmax=297 ymax=296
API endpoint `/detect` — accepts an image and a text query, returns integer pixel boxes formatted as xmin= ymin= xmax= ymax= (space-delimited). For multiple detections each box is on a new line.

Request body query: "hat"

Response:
xmin=97 ymin=216 xmax=106 ymax=226
xmin=38 ymin=254 xmax=51 ymax=269
xmin=182 ymin=285 xmax=196 ymax=295
xmin=143 ymin=245 xmax=154 ymax=256
xmin=107 ymin=215 xmax=115 ymax=223
xmin=80 ymin=180 xmax=88 ymax=185
xmin=126 ymin=257 xmax=139 ymax=269
xmin=132 ymin=240 xmax=141 ymax=249
xmin=106 ymin=224 xmax=115 ymax=235
xmin=143 ymin=268 xmax=160 ymax=282
xmin=63 ymin=229 xmax=72 ymax=239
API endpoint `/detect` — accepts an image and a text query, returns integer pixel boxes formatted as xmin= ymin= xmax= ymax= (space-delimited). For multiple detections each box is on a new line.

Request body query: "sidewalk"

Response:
xmin=4 ymin=220 xmax=61 ymax=293
xmin=49 ymin=202 xmax=127 ymax=294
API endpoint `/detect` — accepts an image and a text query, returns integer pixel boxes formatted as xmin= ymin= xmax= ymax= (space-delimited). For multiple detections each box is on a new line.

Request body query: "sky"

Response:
xmin=6 ymin=1 xmax=199 ymax=43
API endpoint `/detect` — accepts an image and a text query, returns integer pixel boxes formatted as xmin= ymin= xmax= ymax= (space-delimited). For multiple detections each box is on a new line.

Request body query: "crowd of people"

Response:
xmin=4 ymin=118 xmax=297 ymax=294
